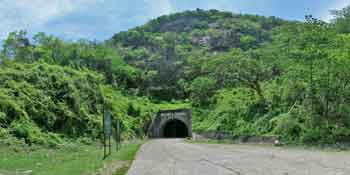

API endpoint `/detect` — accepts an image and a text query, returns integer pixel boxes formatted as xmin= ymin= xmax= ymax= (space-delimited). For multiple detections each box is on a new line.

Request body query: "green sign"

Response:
xmin=104 ymin=110 xmax=112 ymax=136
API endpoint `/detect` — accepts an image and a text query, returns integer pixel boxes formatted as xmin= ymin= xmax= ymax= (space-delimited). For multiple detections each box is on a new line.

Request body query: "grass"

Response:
xmin=113 ymin=166 xmax=130 ymax=175
xmin=0 ymin=141 xmax=142 ymax=175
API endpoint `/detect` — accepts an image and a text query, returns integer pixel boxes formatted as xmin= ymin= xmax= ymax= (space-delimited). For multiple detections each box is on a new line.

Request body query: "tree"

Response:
xmin=32 ymin=32 xmax=65 ymax=63
xmin=1 ymin=30 xmax=33 ymax=62
xmin=189 ymin=76 xmax=216 ymax=106
xmin=331 ymin=5 xmax=350 ymax=33
xmin=205 ymin=48 xmax=276 ymax=101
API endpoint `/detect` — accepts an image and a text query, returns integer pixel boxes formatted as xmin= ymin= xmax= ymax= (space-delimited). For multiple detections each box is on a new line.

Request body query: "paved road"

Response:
xmin=127 ymin=139 xmax=350 ymax=175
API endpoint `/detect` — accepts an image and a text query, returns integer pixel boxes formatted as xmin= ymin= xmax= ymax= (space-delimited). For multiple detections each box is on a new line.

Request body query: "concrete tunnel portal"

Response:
xmin=148 ymin=109 xmax=192 ymax=138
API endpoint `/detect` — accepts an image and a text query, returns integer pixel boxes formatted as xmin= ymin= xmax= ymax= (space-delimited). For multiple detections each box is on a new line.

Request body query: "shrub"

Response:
xmin=0 ymin=127 xmax=9 ymax=138
xmin=10 ymin=119 xmax=45 ymax=145
xmin=270 ymin=113 xmax=302 ymax=143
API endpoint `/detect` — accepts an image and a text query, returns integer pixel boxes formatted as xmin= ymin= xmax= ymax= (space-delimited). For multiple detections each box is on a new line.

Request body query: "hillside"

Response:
xmin=108 ymin=9 xmax=291 ymax=100
xmin=1 ymin=8 xmax=350 ymax=146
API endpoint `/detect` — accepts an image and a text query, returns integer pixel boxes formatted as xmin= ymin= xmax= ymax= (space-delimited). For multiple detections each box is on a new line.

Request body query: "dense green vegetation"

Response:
xmin=0 ymin=61 xmax=188 ymax=146
xmin=2 ymin=8 xmax=350 ymax=145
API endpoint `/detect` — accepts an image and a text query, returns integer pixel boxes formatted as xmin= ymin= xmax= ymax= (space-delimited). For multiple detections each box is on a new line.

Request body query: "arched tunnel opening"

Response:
xmin=162 ymin=119 xmax=189 ymax=138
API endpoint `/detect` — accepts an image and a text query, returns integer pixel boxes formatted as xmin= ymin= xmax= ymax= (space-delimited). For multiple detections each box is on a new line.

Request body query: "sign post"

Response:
xmin=116 ymin=120 xmax=121 ymax=151
xmin=103 ymin=107 xmax=112 ymax=158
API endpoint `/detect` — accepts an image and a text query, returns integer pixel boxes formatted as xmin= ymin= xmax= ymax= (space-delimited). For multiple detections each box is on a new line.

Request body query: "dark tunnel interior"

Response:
xmin=163 ymin=119 xmax=189 ymax=138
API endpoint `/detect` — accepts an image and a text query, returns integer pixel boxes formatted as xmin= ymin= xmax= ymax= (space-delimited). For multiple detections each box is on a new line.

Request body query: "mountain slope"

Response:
xmin=108 ymin=9 xmax=291 ymax=100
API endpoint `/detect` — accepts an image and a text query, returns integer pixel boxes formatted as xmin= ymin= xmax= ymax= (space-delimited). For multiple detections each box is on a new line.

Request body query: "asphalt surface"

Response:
xmin=127 ymin=139 xmax=350 ymax=175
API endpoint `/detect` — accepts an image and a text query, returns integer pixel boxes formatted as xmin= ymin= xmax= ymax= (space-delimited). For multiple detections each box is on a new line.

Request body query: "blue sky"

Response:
xmin=0 ymin=0 xmax=350 ymax=41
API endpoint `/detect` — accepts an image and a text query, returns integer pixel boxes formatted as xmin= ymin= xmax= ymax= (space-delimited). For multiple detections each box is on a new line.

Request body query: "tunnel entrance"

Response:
xmin=147 ymin=109 xmax=192 ymax=138
xmin=163 ymin=119 xmax=189 ymax=138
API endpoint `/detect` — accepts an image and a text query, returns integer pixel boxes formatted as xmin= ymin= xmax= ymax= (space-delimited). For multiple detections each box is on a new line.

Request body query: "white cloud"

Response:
xmin=0 ymin=0 xmax=174 ymax=40
xmin=0 ymin=0 xmax=97 ymax=39
xmin=4 ymin=0 xmax=349 ymax=41
xmin=322 ymin=0 xmax=350 ymax=21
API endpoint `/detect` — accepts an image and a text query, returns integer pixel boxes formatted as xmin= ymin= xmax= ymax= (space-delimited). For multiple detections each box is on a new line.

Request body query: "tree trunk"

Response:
xmin=252 ymin=81 xmax=265 ymax=101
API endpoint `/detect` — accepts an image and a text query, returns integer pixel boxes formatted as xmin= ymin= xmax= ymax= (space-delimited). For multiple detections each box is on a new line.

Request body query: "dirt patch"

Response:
xmin=83 ymin=160 xmax=130 ymax=175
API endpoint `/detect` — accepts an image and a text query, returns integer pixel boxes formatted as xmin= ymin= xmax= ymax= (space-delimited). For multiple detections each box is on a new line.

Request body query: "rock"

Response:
xmin=274 ymin=140 xmax=282 ymax=146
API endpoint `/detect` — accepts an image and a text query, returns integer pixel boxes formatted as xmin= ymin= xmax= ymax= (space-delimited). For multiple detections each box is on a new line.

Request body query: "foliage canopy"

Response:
xmin=2 ymin=8 xmax=350 ymax=145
